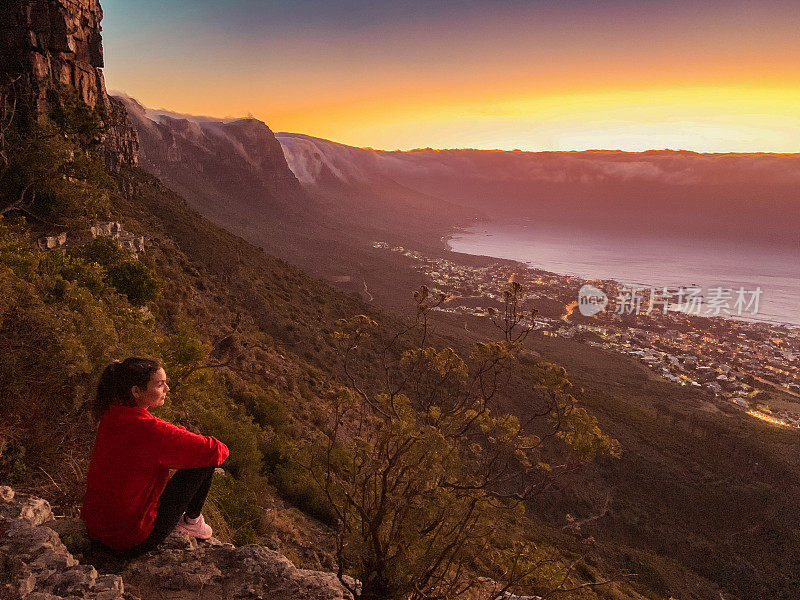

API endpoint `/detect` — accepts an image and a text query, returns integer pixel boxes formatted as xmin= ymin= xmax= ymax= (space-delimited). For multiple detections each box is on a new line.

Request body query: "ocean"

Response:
xmin=447 ymin=222 xmax=800 ymax=327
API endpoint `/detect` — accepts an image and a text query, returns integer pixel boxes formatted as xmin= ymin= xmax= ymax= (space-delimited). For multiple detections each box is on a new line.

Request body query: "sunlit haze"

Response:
xmin=101 ymin=0 xmax=800 ymax=152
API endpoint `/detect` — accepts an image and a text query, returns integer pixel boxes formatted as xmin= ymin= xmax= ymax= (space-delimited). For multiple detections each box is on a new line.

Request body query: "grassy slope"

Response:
xmin=116 ymin=167 xmax=381 ymax=369
xmin=2 ymin=162 xmax=383 ymax=567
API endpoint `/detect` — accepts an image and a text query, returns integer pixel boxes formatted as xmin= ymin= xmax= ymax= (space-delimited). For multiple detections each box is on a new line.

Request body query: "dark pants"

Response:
xmin=123 ymin=465 xmax=215 ymax=557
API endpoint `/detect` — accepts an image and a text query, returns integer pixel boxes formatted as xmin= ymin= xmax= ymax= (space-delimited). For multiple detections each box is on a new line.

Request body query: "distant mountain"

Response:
xmin=121 ymin=100 xmax=473 ymax=251
xmin=276 ymin=132 xmax=396 ymax=187
xmin=118 ymin=98 xmax=480 ymax=306
xmin=278 ymin=140 xmax=800 ymax=250
xmin=119 ymin=97 xmax=322 ymax=254
xmin=276 ymin=132 xmax=474 ymax=242
xmin=397 ymin=149 xmax=800 ymax=248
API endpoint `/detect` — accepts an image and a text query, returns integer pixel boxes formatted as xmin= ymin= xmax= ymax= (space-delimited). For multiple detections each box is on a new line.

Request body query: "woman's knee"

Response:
xmin=174 ymin=465 xmax=215 ymax=478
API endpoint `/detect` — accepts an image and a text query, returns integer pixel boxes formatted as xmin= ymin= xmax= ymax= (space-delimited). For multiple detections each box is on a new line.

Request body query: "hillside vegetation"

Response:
xmin=0 ymin=86 xmax=654 ymax=600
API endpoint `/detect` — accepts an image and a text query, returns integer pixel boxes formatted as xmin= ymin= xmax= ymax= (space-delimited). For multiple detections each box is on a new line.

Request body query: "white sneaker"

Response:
xmin=175 ymin=513 xmax=213 ymax=540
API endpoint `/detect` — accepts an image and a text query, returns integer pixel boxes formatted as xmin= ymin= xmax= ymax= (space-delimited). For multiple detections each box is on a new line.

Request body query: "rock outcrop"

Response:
xmin=0 ymin=0 xmax=138 ymax=170
xmin=0 ymin=486 xmax=127 ymax=600
xmin=0 ymin=486 xmax=354 ymax=600
xmin=89 ymin=221 xmax=145 ymax=253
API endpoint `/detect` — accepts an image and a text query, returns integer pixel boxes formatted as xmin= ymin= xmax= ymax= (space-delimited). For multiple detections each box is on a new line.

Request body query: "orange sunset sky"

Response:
xmin=101 ymin=0 xmax=800 ymax=152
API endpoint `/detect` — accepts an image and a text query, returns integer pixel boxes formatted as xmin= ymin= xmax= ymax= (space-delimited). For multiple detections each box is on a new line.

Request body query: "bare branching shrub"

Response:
xmin=310 ymin=283 xmax=621 ymax=600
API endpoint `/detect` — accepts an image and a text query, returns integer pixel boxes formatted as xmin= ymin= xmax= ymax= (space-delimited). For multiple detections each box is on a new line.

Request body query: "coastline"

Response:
xmin=375 ymin=236 xmax=800 ymax=423
xmin=442 ymin=225 xmax=799 ymax=330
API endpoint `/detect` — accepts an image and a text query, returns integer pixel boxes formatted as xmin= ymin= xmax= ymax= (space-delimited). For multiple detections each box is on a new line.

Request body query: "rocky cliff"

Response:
xmin=0 ymin=486 xmax=354 ymax=600
xmin=0 ymin=0 xmax=138 ymax=170
xmin=118 ymin=96 xmax=302 ymax=205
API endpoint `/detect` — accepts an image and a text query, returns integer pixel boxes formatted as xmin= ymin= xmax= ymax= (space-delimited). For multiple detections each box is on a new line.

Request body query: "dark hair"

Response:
xmin=94 ymin=357 xmax=162 ymax=420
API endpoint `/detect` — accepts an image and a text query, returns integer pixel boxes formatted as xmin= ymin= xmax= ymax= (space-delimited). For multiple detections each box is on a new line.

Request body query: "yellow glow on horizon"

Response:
xmin=100 ymin=0 xmax=800 ymax=154
xmin=118 ymin=79 xmax=800 ymax=153
xmin=257 ymin=84 xmax=800 ymax=153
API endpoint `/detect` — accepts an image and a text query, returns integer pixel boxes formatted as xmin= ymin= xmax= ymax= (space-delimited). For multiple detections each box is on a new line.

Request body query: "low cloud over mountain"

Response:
xmin=276 ymin=133 xmax=800 ymax=249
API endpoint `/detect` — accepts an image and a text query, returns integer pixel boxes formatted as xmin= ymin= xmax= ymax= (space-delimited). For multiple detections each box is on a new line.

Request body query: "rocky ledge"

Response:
xmin=0 ymin=486 xmax=353 ymax=600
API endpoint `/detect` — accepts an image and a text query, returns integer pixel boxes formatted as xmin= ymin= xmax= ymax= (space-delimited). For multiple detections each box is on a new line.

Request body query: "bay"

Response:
xmin=447 ymin=221 xmax=800 ymax=327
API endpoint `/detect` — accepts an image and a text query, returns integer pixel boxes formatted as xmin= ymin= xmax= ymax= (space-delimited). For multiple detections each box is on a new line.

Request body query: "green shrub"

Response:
xmin=235 ymin=386 xmax=288 ymax=432
xmin=195 ymin=403 xmax=263 ymax=479
xmin=161 ymin=325 xmax=211 ymax=372
xmin=107 ymin=260 xmax=161 ymax=305
xmin=71 ymin=237 xmax=162 ymax=306
xmin=259 ymin=430 xmax=294 ymax=473
xmin=47 ymin=84 xmax=106 ymax=146
xmin=0 ymin=444 xmax=27 ymax=483
xmin=40 ymin=251 xmax=108 ymax=295
xmin=0 ymin=220 xmax=39 ymax=277
xmin=272 ymin=463 xmax=338 ymax=526
xmin=75 ymin=236 xmax=129 ymax=268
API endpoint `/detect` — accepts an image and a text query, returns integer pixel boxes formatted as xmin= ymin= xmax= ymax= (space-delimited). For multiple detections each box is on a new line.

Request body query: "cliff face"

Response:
xmin=119 ymin=97 xmax=302 ymax=202
xmin=103 ymin=95 xmax=139 ymax=172
xmin=116 ymin=95 xmax=345 ymax=267
xmin=0 ymin=0 xmax=138 ymax=170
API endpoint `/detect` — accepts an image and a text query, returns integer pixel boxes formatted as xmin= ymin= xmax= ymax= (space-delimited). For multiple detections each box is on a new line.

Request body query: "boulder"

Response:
xmin=0 ymin=495 xmax=126 ymax=600
xmin=0 ymin=487 xmax=53 ymax=526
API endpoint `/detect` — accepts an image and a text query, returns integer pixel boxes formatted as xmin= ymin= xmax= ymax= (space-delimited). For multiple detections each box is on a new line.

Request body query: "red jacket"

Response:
xmin=81 ymin=405 xmax=229 ymax=550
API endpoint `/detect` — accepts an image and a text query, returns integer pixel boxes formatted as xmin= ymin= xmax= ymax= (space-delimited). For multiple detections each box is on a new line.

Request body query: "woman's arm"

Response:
xmin=154 ymin=419 xmax=230 ymax=469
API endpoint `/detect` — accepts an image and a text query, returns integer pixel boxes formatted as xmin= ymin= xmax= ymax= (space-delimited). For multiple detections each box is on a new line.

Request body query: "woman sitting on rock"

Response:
xmin=81 ymin=358 xmax=229 ymax=556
